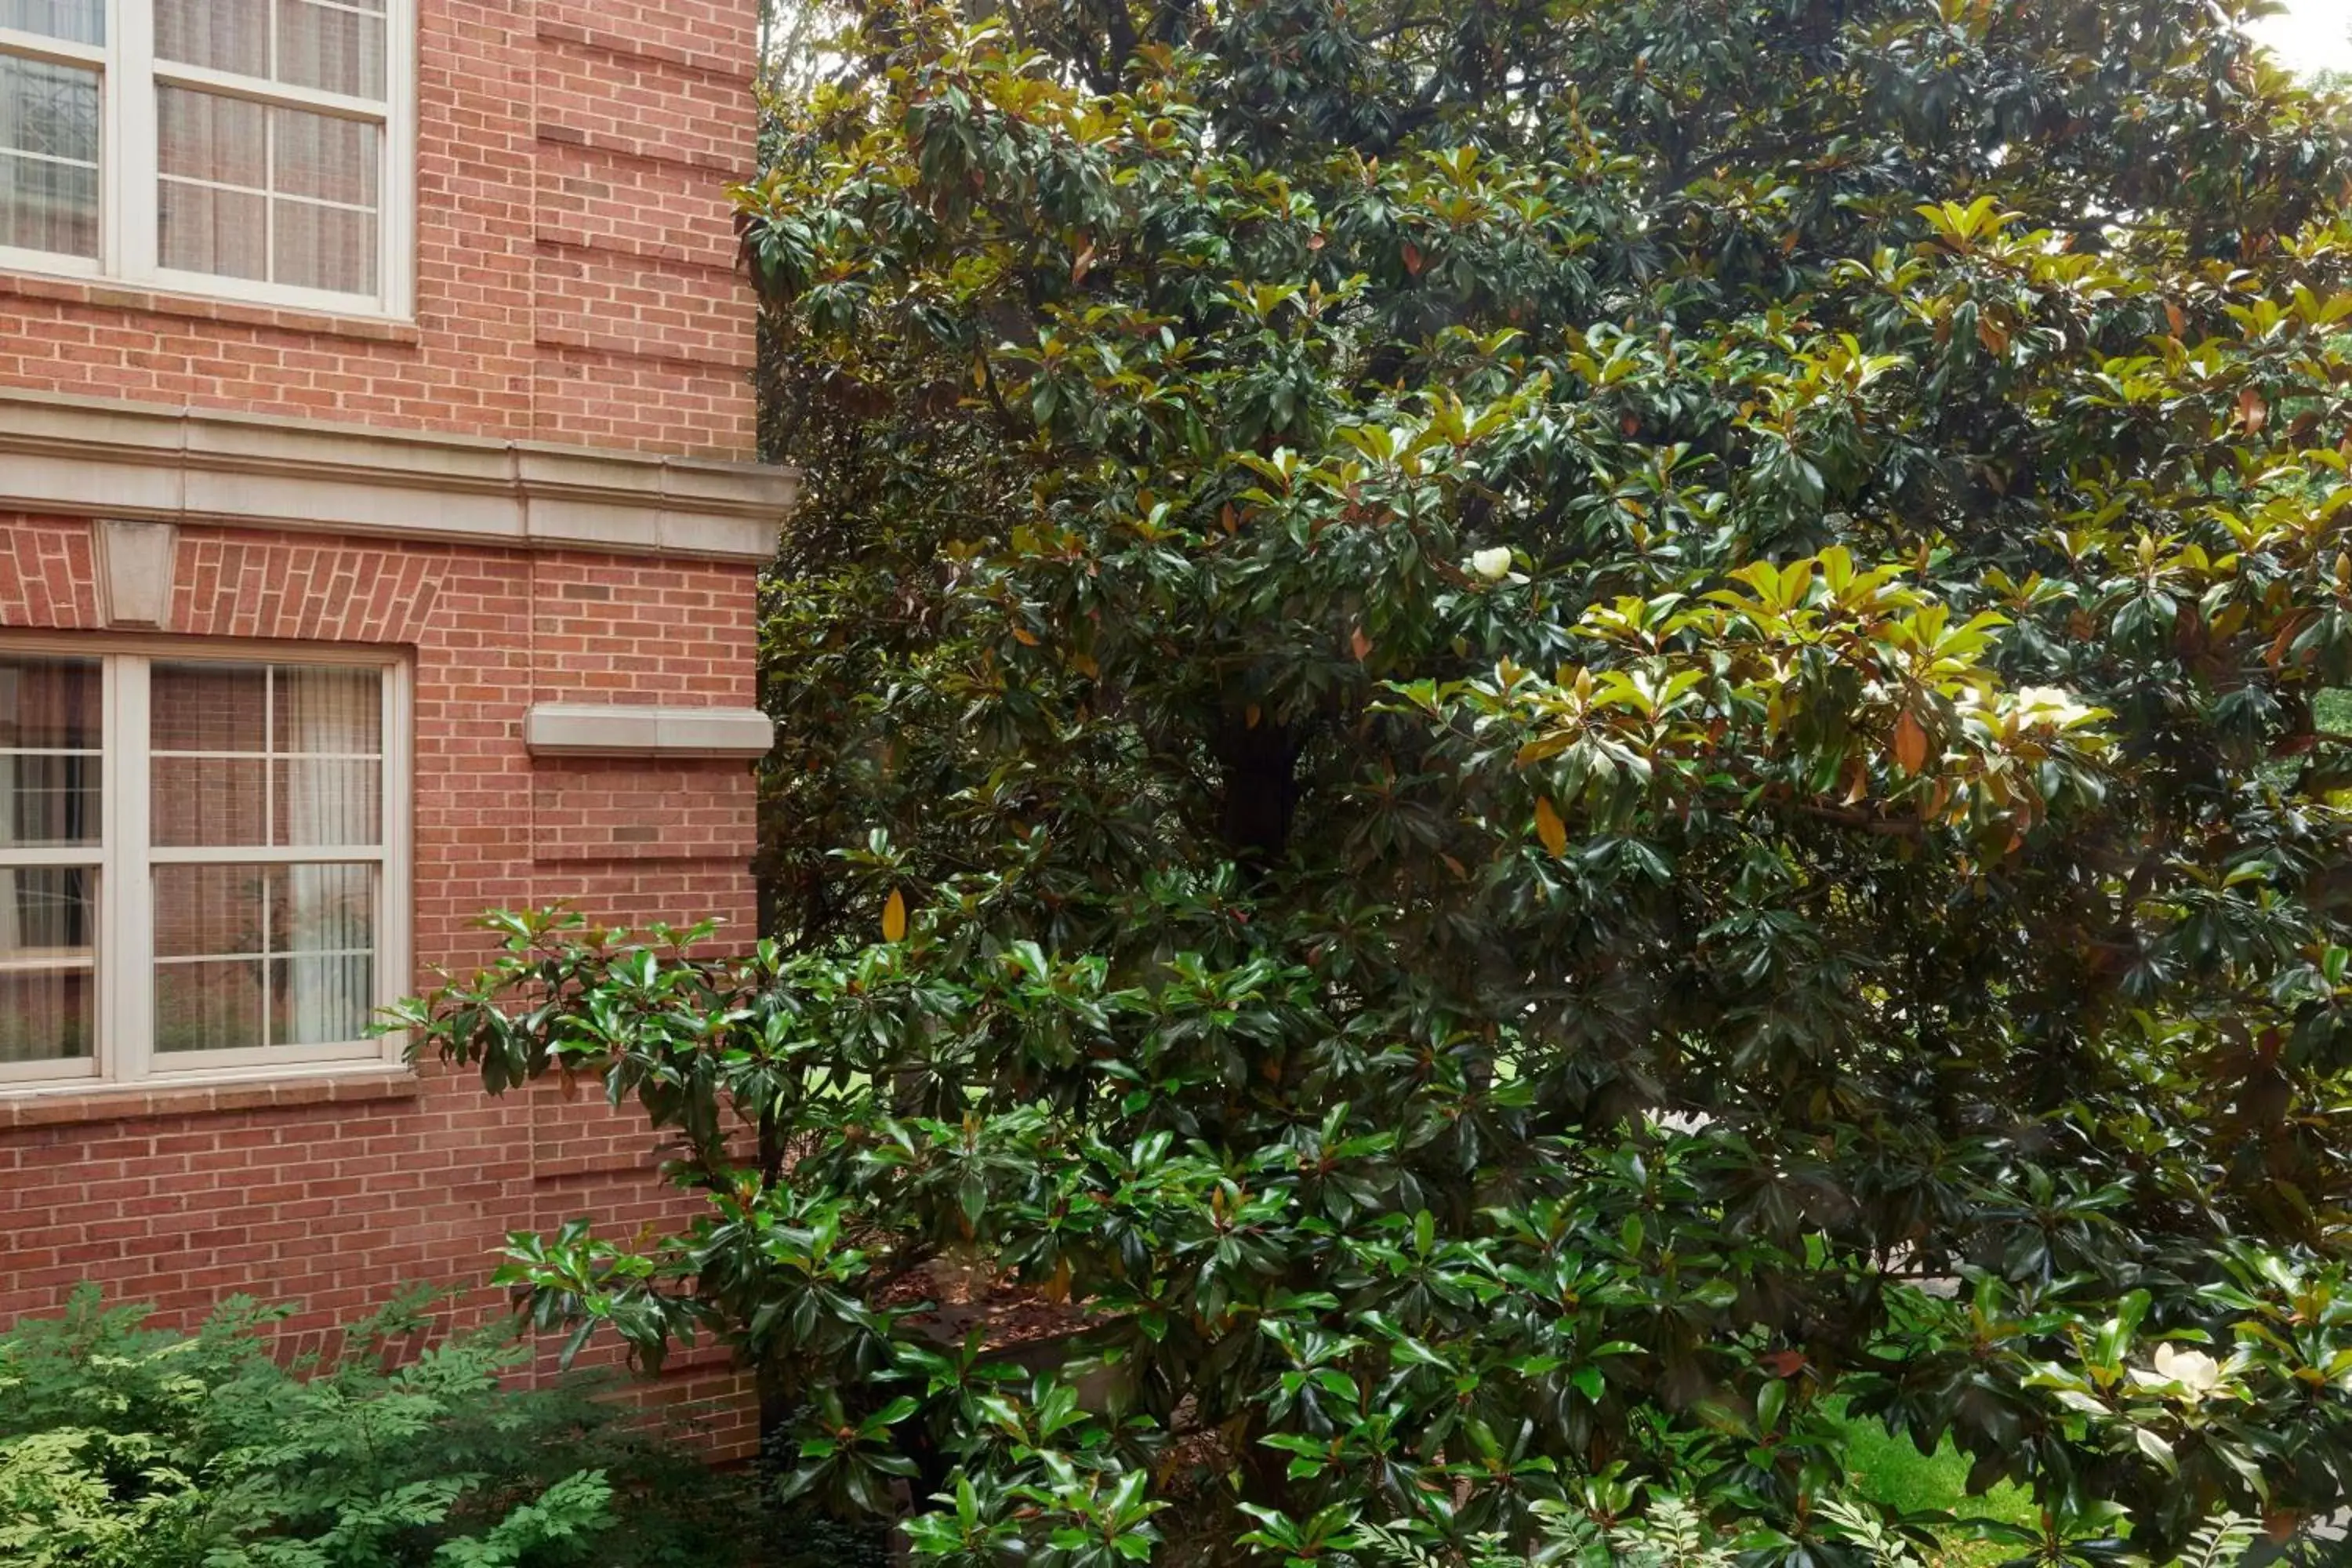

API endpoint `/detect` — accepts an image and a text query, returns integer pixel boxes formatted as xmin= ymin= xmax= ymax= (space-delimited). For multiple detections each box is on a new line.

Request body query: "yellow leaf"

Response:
xmin=882 ymin=888 xmax=908 ymax=943
xmin=1534 ymin=797 xmax=1568 ymax=858
xmin=1011 ymin=627 xmax=1040 ymax=646
xmin=1892 ymin=707 xmax=1929 ymax=775
xmin=1245 ymin=703 xmax=1261 ymax=729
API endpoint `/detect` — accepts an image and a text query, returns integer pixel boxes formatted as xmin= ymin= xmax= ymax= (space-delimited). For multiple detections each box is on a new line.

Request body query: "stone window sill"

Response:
xmin=0 ymin=269 xmax=422 ymax=345
xmin=0 ymin=1068 xmax=423 ymax=1130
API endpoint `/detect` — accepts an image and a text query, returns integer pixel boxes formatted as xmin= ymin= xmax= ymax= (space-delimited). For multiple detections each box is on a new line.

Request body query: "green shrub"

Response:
xmin=407 ymin=0 xmax=2352 ymax=1559
xmin=0 ymin=1286 xmax=768 ymax=1568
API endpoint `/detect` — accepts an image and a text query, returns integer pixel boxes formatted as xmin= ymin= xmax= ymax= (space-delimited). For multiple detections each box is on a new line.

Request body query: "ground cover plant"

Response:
xmin=408 ymin=0 xmax=2352 ymax=1560
xmin=0 ymin=1287 xmax=767 ymax=1568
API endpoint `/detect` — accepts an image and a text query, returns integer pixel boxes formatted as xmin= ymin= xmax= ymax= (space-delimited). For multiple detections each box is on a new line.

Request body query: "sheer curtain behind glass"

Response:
xmin=151 ymin=662 xmax=380 ymax=1055
xmin=278 ymin=666 xmax=378 ymax=1046
xmin=0 ymin=2 xmax=105 ymax=41
xmin=153 ymin=0 xmax=385 ymax=295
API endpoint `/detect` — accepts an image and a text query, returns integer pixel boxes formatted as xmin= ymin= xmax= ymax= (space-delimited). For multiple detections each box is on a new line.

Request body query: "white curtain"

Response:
xmin=280 ymin=666 xmax=377 ymax=1045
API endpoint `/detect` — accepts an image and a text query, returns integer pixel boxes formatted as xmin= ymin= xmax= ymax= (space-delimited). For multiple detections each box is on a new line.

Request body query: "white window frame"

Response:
xmin=0 ymin=634 xmax=412 ymax=1091
xmin=0 ymin=0 xmax=416 ymax=318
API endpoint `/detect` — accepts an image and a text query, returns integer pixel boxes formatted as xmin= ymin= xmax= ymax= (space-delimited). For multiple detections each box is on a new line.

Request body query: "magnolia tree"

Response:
xmin=405 ymin=0 xmax=2352 ymax=1561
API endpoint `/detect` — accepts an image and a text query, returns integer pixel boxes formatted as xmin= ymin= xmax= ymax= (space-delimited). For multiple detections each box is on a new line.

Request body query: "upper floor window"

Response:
xmin=0 ymin=0 xmax=412 ymax=316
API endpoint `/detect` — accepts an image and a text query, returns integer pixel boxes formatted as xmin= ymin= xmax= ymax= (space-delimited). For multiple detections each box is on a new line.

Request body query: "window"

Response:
xmin=0 ymin=0 xmax=412 ymax=314
xmin=0 ymin=644 xmax=409 ymax=1088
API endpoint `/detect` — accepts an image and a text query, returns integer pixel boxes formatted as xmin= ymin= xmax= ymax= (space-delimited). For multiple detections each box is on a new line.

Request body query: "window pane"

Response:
xmin=153 ymin=757 xmax=266 ymax=847
xmin=155 ymin=0 xmax=387 ymax=100
xmin=0 ymin=0 xmax=105 ymax=43
xmin=155 ymin=0 xmax=269 ymax=78
xmin=0 ymin=866 xmax=96 ymax=1064
xmin=154 ymin=863 xmax=374 ymax=959
xmin=157 ymin=93 xmax=380 ymax=296
xmin=0 ymin=57 xmax=99 ymax=258
xmin=0 ymin=659 xmax=101 ymax=849
xmin=154 ymin=864 xmax=267 ymax=960
xmin=0 ymin=656 xmax=99 ymax=749
xmin=0 ymin=865 xmax=94 ymax=958
xmin=152 ymin=662 xmax=267 ymax=753
xmin=276 ymin=0 xmax=386 ymax=98
xmin=274 ymin=665 xmax=380 ymax=753
xmin=158 ymin=89 xmax=267 ymax=187
xmin=270 ymin=110 xmax=377 ymax=207
xmin=273 ymin=197 xmax=376 ymax=294
xmin=274 ymin=758 xmax=381 ymax=846
xmin=280 ymin=862 xmax=371 ymax=952
xmin=155 ymin=89 xmax=274 ymax=285
xmin=269 ymin=106 xmax=377 ymax=296
xmin=1 ymin=755 xmax=99 ymax=847
xmin=272 ymin=953 xmax=372 ymax=1044
xmin=154 ymin=664 xmax=386 ymax=846
xmin=159 ymin=180 xmax=270 ymax=280
xmin=0 ymin=969 xmax=93 ymax=1062
xmin=154 ymin=960 xmax=264 ymax=1053
xmin=0 ymin=56 xmax=96 ymax=162
xmin=154 ymin=863 xmax=373 ymax=1051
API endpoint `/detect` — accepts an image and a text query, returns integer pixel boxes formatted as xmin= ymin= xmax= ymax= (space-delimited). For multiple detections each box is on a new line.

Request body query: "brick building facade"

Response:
xmin=0 ymin=0 xmax=781 ymax=1443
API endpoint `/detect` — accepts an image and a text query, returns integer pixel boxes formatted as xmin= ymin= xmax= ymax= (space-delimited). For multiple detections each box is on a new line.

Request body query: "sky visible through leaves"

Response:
xmin=2252 ymin=0 xmax=2352 ymax=72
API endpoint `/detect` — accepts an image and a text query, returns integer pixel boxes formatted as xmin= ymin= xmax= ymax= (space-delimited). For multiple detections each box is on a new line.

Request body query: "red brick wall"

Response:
xmin=0 ymin=515 xmax=763 ymax=1448
xmin=0 ymin=0 xmax=760 ymax=459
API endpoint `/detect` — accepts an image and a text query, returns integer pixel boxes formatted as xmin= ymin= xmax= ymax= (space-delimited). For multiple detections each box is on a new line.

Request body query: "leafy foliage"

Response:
xmin=0 ymin=1287 xmax=766 ymax=1568
xmin=414 ymin=0 xmax=2352 ymax=1561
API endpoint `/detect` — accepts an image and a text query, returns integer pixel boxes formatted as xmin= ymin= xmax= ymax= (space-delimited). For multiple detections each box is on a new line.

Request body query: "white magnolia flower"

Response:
xmin=1468 ymin=546 xmax=1513 ymax=582
xmin=2012 ymin=684 xmax=2096 ymax=728
xmin=2151 ymin=1341 xmax=2223 ymax=1396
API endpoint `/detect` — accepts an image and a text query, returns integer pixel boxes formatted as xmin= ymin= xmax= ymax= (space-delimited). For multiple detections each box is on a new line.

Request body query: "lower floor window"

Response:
xmin=0 ymin=644 xmax=408 ymax=1087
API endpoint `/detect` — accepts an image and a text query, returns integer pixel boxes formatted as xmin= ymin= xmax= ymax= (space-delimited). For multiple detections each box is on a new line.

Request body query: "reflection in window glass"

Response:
xmin=153 ymin=861 xmax=376 ymax=1050
xmin=0 ymin=866 xmax=96 ymax=1063
xmin=0 ymin=56 xmax=99 ymax=257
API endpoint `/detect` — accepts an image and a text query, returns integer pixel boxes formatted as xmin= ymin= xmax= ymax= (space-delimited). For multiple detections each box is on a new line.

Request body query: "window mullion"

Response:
xmin=384 ymin=0 xmax=410 ymax=314
xmin=111 ymin=653 xmax=154 ymax=1082
xmin=112 ymin=0 xmax=158 ymax=281
xmin=0 ymin=27 xmax=107 ymax=66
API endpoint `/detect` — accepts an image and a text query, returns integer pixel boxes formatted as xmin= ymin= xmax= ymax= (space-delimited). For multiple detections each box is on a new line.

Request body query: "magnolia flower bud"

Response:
xmin=1469 ymin=546 xmax=1512 ymax=582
